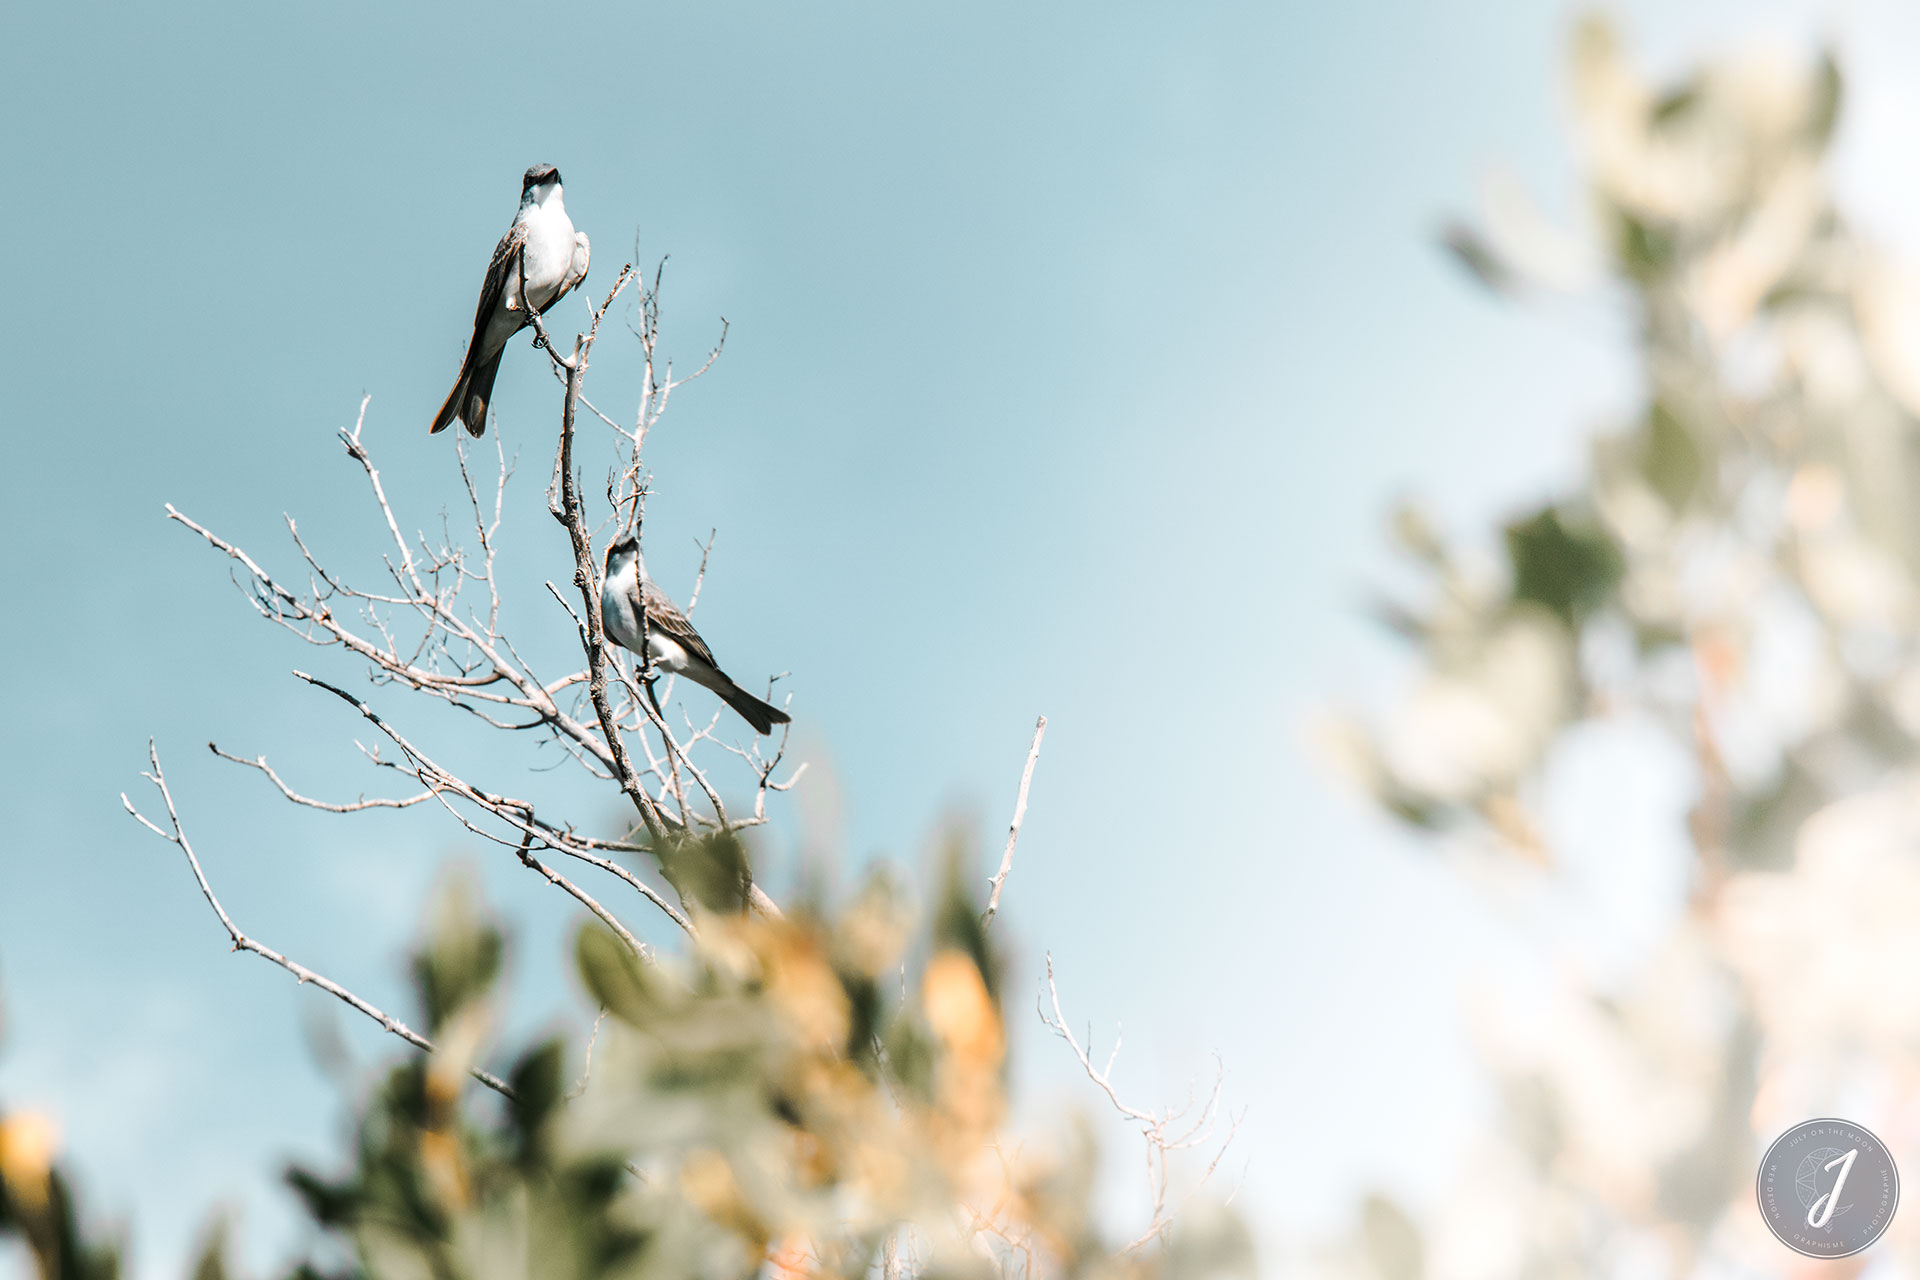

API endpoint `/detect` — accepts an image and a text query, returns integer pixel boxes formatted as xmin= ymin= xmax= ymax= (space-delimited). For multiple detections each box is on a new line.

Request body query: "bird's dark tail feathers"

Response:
xmin=717 ymin=678 xmax=791 ymax=737
xmin=429 ymin=350 xmax=504 ymax=437
xmin=429 ymin=363 xmax=467 ymax=434
xmin=459 ymin=350 xmax=503 ymax=437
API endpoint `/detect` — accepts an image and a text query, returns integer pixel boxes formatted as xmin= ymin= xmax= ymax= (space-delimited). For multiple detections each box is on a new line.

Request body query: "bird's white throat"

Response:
xmin=521 ymin=181 xmax=565 ymax=217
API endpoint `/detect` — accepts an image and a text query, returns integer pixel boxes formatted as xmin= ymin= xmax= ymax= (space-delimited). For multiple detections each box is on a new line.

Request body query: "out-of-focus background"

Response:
xmin=10 ymin=0 xmax=1920 ymax=1275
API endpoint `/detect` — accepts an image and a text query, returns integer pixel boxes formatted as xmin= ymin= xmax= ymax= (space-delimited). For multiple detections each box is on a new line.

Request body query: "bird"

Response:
xmin=600 ymin=534 xmax=791 ymax=736
xmin=430 ymin=164 xmax=592 ymax=436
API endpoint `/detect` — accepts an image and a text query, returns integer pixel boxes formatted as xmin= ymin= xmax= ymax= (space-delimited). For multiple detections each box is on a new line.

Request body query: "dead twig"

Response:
xmin=123 ymin=740 xmax=515 ymax=1099
xmin=1038 ymin=953 xmax=1241 ymax=1251
xmin=984 ymin=715 xmax=1047 ymax=927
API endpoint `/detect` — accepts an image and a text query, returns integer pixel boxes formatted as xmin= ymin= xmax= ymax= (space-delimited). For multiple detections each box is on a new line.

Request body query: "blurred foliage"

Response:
xmin=0 ymin=841 xmax=1230 ymax=1280
xmin=0 ymin=955 xmax=123 ymax=1280
xmin=0 ymin=1110 xmax=121 ymax=1280
xmin=259 ymin=848 xmax=1249 ymax=1280
xmin=1328 ymin=13 xmax=1920 ymax=851
xmin=1321 ymin=12 xmax=1920 ymax=1280
xmin=1502 ymin=504 xmax=1622 ymax=630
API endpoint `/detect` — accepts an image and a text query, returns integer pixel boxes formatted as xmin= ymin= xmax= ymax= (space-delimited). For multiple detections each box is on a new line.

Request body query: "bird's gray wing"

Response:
xmin=640 ymin=580 xmax=719 ymax=669
xmin=475 ymin=221 xmax=531 ymax=323
xmin=556 ymin=230 xmax=590 ymax=305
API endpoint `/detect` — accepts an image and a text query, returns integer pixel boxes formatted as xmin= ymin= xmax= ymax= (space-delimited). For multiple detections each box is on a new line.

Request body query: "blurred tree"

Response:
xmin=1 ymin=978 xmax=122 ymax=1280
xmin=0 ymin=1106 xmax=120 ymax=1280
xmin=258 ymin=855 xmax=1245 ymax=1280
xmin=0 ymin=850 xmax=1246 ymax=1280
xmin=1324 ymin=15 xmax=1920 ymax=1280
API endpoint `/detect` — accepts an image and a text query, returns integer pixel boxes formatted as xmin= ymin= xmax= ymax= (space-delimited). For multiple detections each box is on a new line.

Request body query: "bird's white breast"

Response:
xmin=601 ymin=559 xmax=643 ymax=650
xmin=600 ymin=559 xmax=694 ymax=675
xmin=516 ymin=192 xmax=577 ymax=309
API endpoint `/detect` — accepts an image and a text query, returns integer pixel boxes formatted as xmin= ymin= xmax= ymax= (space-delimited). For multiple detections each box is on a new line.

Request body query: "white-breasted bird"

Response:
xmin=600 ymin=534 xmax=791 ymax=736
xmin=430 ymin=164 xmax=591 ymax=437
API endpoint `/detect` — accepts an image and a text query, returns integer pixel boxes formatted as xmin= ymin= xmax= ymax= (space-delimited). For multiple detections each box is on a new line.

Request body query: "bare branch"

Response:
xmin=984 ymin=715 xmax=1048 ymax=927
xmin=166 ymin=501 xmax=621 ymax=767
xmin=124 ymin=740 xmax=515 ymax=1099
xmin=1038 ymin=953 xmax=1240 ymax=1251
xmin=291 ymin=669 xmax=686 ymax=945
xmin=529 ymin=264 xmax=675 ymax=850
xmin=209 ymin=742 xmax=434 ymax=812
xmin=152 ymin=262 xmax=790 ymax=1086
xmin=566 ymin=1008 xmax=608 ymax=1101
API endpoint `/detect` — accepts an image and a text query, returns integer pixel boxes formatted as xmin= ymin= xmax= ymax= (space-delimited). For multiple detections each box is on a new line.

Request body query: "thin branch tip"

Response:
xmin=984 ymin=714 xmax=1048 ymax=926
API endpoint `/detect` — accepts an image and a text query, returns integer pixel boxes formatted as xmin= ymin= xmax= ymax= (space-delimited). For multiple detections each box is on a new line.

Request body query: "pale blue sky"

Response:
xmin=0 ymin=1 xmax=1885 ymax=1274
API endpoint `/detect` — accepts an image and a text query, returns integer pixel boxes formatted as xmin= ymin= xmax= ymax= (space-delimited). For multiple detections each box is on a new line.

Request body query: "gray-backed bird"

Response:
xmin=430 ymin=164 xmax=591 ymax=436
xmin=600 ymin=535 xmax=791 ymax=736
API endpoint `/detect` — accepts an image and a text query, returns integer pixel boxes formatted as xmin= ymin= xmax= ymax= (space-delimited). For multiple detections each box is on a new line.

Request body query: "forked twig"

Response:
xmin=123 ymin=740 xmax=515 ymax=1099
xmin=1038 ymin=953 xmax=1242 ymax=1251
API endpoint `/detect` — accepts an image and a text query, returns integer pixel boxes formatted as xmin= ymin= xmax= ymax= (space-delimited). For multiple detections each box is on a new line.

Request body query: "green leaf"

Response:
xmin=843 ymin=972 xmax=882 ymax=1064
xmin=657 ymin=832 xmax=752 ymax=915
xmin=188 ymin=1214 xmax=230 ymax=1280
xmin=48 ymin=1172 xmax=122 ymax=1280
xmin=1613 ymin=210 xmax=1675 ymax=282
xmin=509 ymin=1038 xmax=566 ymax=1160
xmin=1364 ymin=595 xmax=1429 ymax=644
xmin=1650 ymin=81 xmax=1700 ymax=126
xmin=409 ymin=869 xmax=503 ymax=1032
xmin=1505 ymin=504 xmax=1624 ymax=629
xmin=1381 ymin=788 xmax=1445 ymax=831
xmin=1810 ymin=51 xmax=1843 ymax=146
xmin=932 ymin=839 xmax=997 ymax=1003
xmin=284 ymin=1167 xmax=358 ymax=1226
xmin=576 ymin=921 xmax=657 ymax=1027
xmin=1439 ymin=220 xmax=1515 ymax=294
xmin=1643 ymin=401 xmax=1703 ymax=511
xmin=882 ymin=1017 xmax=937 ymax=1102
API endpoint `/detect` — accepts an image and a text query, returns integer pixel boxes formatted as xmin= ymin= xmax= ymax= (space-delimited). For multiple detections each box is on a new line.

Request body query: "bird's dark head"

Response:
xmin=522 ymin=163 xmax=561 ymax=194
xmin=604 ymin=533 xmax=640 ymax=569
